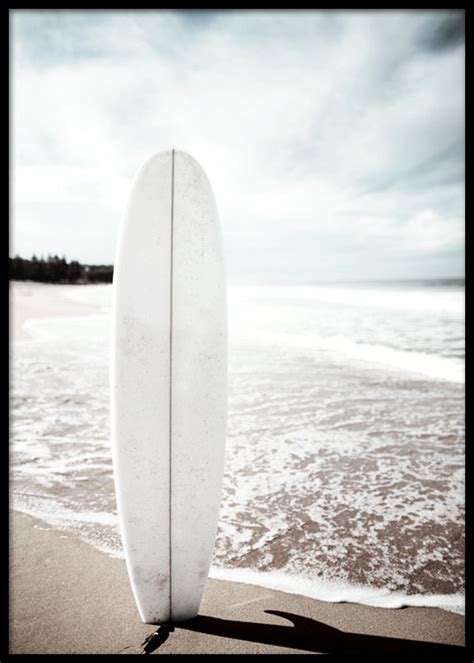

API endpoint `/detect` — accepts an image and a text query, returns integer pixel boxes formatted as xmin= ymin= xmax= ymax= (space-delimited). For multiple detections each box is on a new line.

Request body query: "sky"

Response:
xmin=11 ymin=10 xmax=464 ymax=284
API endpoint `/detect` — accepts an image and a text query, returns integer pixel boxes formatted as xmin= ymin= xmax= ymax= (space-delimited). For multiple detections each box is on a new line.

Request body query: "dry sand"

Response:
xmin=10 ymin=512 xmax=464 ymax=655
xmin=10 ymin=282 xmax=466 ymax=654
xmin=10 ymin=280 xmax=99 ymax=340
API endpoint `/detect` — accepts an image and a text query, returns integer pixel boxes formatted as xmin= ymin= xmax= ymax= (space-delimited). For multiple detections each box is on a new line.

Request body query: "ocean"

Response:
xmin=10 ymin=279 xmax=465 ymax=613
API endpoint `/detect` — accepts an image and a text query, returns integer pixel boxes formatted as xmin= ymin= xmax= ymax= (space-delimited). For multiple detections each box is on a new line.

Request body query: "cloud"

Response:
xmin=11 ymin=10 xmax=464 ymax=281
xmin=419 ymin=11 xmax=465 ymax=52
xmin=359 ymin=140 xmax=464 ymax=196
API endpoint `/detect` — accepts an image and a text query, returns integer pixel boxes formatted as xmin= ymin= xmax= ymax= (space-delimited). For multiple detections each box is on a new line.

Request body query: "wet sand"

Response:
xmin=10 ymin=512 xmax=464 ymax=655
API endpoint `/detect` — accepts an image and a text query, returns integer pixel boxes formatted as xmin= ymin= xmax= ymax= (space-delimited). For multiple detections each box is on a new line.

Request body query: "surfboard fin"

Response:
xmin=141 ymin=624 xmax=175 ymax=654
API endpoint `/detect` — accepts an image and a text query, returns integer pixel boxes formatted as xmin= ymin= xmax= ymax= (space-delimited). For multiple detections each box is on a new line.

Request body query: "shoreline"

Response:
xmin=10 ymin=511 xmax=465 ymax=655
xmin=11 ymin=500 xmax=464 ymax=618
xmin=208 ymin=567 xmax=464 ymax=616
xmin=10 ymin=281 xmax=465 ymax=653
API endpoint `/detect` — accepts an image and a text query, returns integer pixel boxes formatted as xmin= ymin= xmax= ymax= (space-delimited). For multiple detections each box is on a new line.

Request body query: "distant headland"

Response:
xmin=9 ymin=254 xmax=113 ymax=284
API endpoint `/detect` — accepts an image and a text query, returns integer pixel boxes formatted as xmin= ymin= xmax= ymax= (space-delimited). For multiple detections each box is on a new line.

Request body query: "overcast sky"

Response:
xmin=11 ymin=10 xmax=464 ymax=283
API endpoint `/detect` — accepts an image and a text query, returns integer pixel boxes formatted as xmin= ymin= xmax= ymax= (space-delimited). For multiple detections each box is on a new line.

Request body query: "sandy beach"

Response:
xmin=10 ymin=281 xmax=99 ymax=340
xmin=10 ymin=511 xmax=465 ymax=654
xmin=9 ymin=281 xmax=465 ymax=654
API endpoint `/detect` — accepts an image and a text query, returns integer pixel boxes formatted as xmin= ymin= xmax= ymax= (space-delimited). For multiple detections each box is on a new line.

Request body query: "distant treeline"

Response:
xmin=9 ymin=254 xmax=113 ymax=284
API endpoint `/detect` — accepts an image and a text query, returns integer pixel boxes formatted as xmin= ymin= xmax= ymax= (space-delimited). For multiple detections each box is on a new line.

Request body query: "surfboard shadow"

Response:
xmin=171 ymin=610 xmax=465 ymax=655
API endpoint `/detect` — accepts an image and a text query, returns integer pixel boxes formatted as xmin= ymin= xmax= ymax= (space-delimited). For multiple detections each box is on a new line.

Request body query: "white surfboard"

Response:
xmin=110 ymin=150 xmax=227 ymax=625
